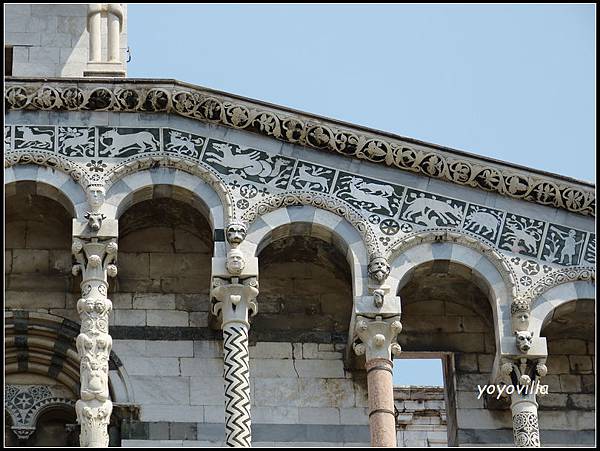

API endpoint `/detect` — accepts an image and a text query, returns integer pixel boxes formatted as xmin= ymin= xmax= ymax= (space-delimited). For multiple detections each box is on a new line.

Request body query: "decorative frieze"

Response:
xmin=5 ymin=81 xmax=595 ymax=217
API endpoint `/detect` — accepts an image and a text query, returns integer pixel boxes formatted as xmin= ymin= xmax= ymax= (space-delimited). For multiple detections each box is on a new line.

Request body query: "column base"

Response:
xmin=84 ymin=62 xmax=126 ymax=78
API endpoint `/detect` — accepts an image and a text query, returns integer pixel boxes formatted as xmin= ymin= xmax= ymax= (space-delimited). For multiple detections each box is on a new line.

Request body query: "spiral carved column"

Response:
xmin=353 ymin=315 xmax=403 ymax=447
xmin=211 ymin=277 xmax=259 ymax=447
xmin=72 ymin=237 xmax=118 ymax=447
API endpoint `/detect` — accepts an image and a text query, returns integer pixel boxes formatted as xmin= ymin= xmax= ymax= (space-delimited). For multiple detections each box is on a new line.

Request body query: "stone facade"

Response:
xmin=4 ymin=3 xmax=595 ymax=448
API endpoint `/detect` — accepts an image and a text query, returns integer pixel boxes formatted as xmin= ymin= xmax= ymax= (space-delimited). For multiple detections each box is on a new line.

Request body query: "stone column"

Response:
xmin=72 ymin=237 xmax=118 ymax=447
xmin=211 ymin=277 xmax=258 ymax=447
xmin=500 ymin=358 xmax=547 ymax=448
xmin=354 ymin=315 xmax=402 ymax=447
xmin=87 ymin=4 xmax=102 ymax=62
xmin=72 ymin=183 xmax=118 ymax=447
xmin=106 ymin=3 xmax=123 ymax=62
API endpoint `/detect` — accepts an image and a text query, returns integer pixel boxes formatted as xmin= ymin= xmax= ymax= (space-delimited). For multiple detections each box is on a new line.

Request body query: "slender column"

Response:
xmin=72 ymin=237 xmax=118 ymax=447
xmin=354 ymin=315 xmax=402 ymax=447
xmin=87 ymin=4 xmax=102 ymax=62
xmin=500 ymin=358 xmax=547 ymax=448
xmin=107 ymin=3 xmax=124 ymax=62
xmin=211 ymin=277 xmax=258 ymax=447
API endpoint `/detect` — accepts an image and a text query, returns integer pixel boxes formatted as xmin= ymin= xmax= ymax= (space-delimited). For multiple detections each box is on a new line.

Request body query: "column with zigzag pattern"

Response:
xmin=223 ymin=324 xmax=252 ymax=447
xmin=211 ymin=276 xmax=259 ymax=448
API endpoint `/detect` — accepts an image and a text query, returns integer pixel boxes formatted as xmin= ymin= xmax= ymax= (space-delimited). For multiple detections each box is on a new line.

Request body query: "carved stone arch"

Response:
xmin=241 ymin=190 xmax=380 ymax=257
xmin=5 ymin=150 xmax=90 ymax=188
xmin=387 ymin=230 xmax=516 ymax=354
xmin=103 ymin=155 xmax=234 ymax=225
xmin=5 ymin=164 xmax=87 ymax=219
xmin=387 ymin=229 xmax=518 ymax=298
xmin=529 ymin=279 xmax=596 ymax=338
xmin=241 ymin=204 xmax=370 ymax=298
xmin=4 ymin=311 xmax=132 ymax=404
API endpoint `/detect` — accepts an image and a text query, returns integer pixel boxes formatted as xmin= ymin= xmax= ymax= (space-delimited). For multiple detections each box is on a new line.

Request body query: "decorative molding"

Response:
xmin=387 ymin=229 xmax=518 ymax=299
xmin=241 ymin=190 xmax=380 ymax=256
xmin=5 ymin=81 xmax=595 ymax=217
xmin=103 ymin=154 xmax=235 ymax=219
xmin=4 ymin=150 xmax=91 ymax=188
xmin=525 ymin=266 xmax=595 ymax=303
xmin=5 ymin=384 xmax=76 ymax=441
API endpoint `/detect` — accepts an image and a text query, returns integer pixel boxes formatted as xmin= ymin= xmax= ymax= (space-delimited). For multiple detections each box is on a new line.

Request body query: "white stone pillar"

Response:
xmin=500 ymin=359 xmax=547 ymax=448
xmin=354 ymin=315 xmax=402 ymax=447
xmin=87 ymin=4 xmax=102 ymax=62
xmin=211 ymin=277 xmax=258 ymax=447
xmin=107 ymin=3 xmax=123 ymax=62
xmin=72 ymin=237 xmax=118 ymax=447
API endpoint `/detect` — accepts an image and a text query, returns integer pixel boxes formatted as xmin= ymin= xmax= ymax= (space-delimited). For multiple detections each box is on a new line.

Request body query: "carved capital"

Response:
xmin=76 ymin=398 xmax=113 ymax=447
xmin=211 ymin=277 xmax=259 ymax=328
xmin=353 ymin=315 xmax=402 ymax=362
xmin=498 ymin=357 xmax=547 ymax=388
xmin=11 ymin=426 xmax=36 ymax=441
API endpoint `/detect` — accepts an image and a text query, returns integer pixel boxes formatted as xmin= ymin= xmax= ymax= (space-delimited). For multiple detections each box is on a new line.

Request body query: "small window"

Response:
xmin=393 ymin=358 xmax=444 ymax=386
xmin=5 ymin=46 xmax=13 ymax=76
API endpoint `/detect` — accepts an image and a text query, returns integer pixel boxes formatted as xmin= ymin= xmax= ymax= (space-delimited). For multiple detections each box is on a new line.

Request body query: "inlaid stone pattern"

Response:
xmin=5 ymin=384 xmax=75 ymax=436
xmin=98 ymin=127 xmax=161 ymax=158
xmin=498 ymin=214 xmax=546 ymax=258
xmin=202 ymin=139 xmax=295 ymax=189
xmin=541 ymin=224 xmax=586 ymax=266
xmin=333 ymin=173 xmax=404 ymax=217
xmin=583 ymin=234 xmax=595 ymax=265
xmin=4 ymin=124 xmax=593 ymax=268
xmin=58 ymin=127 xmax=95 ymax=157
xmin=399 ymin=189 xmax=465 ymax=228
xmin=13 ymin=125 xmax=55 ymax=152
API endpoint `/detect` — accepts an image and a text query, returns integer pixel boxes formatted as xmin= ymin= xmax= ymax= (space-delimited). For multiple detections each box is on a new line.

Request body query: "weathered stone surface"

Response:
xmin=298 ymin=378 xmax=355 ymax=408
xmin=249 ymin=342 xmax=293 ymax=359
xmin=190 ymin=376 xmax=225 ymax=406
xmin=133 ymin=293 xmax=176 ymax=310
xmin=147 ymin=310 xmax=189 ymax=327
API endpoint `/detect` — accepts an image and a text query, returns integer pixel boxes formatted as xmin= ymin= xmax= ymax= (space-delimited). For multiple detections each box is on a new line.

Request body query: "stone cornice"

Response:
xmin=5 ymin=78 xmax=595 ymax=217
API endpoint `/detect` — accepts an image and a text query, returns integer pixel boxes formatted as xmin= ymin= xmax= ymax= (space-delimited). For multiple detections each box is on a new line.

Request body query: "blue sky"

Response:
xmin=127 ymin=5 xmax=595 ymax=386
xmin=128 ymin=4 xmax=595 ymax=183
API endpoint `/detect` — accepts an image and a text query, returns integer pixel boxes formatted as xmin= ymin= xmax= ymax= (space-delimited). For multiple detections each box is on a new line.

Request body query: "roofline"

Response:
xmin=4 ymin=77 xmax=595 ymax=217
xmin=7 ymin=76 xmax=593 ymax=188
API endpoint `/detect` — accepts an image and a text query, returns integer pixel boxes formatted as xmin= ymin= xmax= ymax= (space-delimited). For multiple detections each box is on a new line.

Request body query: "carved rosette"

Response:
xmin=211 ymin=278 xmax=259 ymax=447
xmin=72 ymin=238 xmax=117 ymax=447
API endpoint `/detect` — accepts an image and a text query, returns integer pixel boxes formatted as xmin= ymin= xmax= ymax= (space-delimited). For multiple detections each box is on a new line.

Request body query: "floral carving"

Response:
xmin=5 ymin=81 xmax=594 ymax=217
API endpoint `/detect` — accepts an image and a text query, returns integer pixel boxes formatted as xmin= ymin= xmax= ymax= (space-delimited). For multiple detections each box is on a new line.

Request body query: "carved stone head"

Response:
xmin=511 ymin=297 xmax=530 ymax=332
xmin=226 ymin=221 xmax=247 ymax=247
xmin=373 ymin=289 xmax=385 ymax=308
xmin=368 ymin=256 xmax=390 ymax=283
xmin=86 ymin=184 xmax=105 ymax=213
xmin=226 ymin=248 xmax=246 ymax=275
xmin=515 ymin=330 xmax=534 ymax=353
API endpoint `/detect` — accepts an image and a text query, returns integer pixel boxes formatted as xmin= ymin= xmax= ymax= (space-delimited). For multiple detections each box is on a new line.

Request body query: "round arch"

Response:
xmin=387 ymin=236 xmax=515 ymax=353
xmin=240 ymin=205 xmax=370 ymax=299
xmin=104 ymin=167 xmax=228 ymax=235
xmin=529 ymin=280 xmax=595 ymax=338
xmin=4 ymin=311 xmax=134 ymax=404
xmin=5 ymin=164 xmax=86 ymax=219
